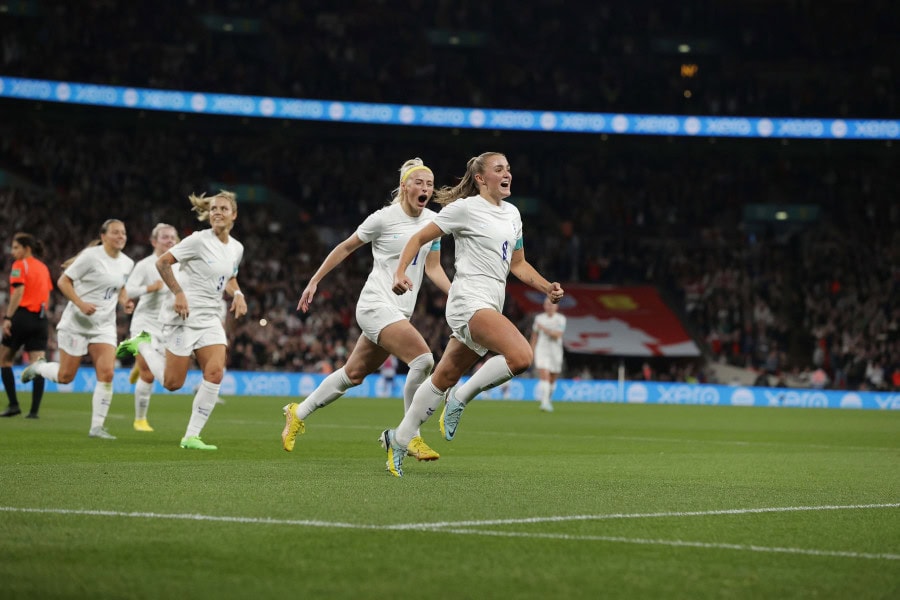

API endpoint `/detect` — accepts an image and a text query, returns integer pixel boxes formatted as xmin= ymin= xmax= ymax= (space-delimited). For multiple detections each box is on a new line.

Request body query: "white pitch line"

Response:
xmin=0 ymin=507 xmax=376 ymax=530
xmin=434 ymin=528 xmax=900 ymax=561
xmin=1 ymin=504 xmax=897 ymax=561
xmin=389 ymin=503 xmax=900 ymax=530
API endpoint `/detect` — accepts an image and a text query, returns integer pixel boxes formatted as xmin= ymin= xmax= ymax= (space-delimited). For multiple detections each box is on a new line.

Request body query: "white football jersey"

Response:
xmin=356 ymin=203 xmax=440 ymax=318
xmin=126 ymin=253 xmax=177 ymax=335
xmin=435 ymin=194 xmax=523 ymax=312
xmin=161 ymin=229 xmax=243 ymax=328
xmin=534 ymin=312 xmax=566 ymax=352
xmin=58 ymin=245 xmax=134 ymax=335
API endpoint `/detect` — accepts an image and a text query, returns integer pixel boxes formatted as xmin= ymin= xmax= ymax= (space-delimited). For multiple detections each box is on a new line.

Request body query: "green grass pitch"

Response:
xmin=1 ymin=392 xmax=898 ymax=599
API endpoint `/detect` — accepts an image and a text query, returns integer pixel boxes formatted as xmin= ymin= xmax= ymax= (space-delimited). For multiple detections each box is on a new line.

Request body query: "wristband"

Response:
xmin=233 ymin=290 xmax=244 ymax=296
xmin=3 ymin=316 xmax=11 ymax=321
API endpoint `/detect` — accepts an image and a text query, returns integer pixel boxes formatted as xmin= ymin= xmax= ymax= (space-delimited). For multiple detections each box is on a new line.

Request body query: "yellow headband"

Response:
xmin=400 ymin=165 xmax=433 ymax=184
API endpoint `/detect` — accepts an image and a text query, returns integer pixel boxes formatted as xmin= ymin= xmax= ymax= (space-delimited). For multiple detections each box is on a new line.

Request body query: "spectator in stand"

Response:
xmin=378 ymin=355 xmax=397 ymax=398
xmin=810 ymin=367 xmax=830 ymax=389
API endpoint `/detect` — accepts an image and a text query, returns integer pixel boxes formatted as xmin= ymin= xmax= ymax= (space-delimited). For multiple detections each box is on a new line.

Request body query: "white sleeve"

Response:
xmin=355 ymin=210 xmax=384 ymax=244
xmin=170 ymin=232 xmax=201 ymax=263
xmin=125 ymin=259 xmax=153 ymax=298
xmin=63 ymin=249 xmax=94 ymax=281
xmin=232 ymin=240 xmax=244 ymax=276
xmin=432 ymin=201 xmax=468 ymax=235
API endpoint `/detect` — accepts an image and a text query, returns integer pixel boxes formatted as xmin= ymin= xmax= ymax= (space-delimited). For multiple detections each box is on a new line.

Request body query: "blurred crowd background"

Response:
xmin=1 ymin=0 xmax=897 ymax=390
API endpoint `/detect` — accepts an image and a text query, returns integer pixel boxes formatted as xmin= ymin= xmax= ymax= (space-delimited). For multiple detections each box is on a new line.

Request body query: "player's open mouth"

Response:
xmin=417 ymin=194 xmax=428 ymax=205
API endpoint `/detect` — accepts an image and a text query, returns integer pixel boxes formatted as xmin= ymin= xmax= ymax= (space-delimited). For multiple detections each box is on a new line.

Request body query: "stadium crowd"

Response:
xmin=0 ymin=1 xmax=897 ymax=391
xmin=1 ymin=117 xmax=896 ymax=390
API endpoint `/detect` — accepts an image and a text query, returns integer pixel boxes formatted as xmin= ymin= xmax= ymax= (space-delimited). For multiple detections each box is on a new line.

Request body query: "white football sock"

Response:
xmin=184 ymin=379 xmax=219 ymax=438
xmin=455 ymin=355 xmax=514 ymax=405
xmin=295 ymin=367 xmax=353 ymax=420
xmin=137 ymin=342 xmax=165 ymax=382
xmin=535 ymin=380 xmax=550 ymax=403
xmin=395 ymin=377 xmax=446 ymax=446
xmin=134 ymin=378 xmax=153 ymax=420
xmin=34 ymin=361 xmax=60 ymax=382
xmin=404 ymin=353 xmax=434 ymax=437
xmin=90 ymin=381 xmax=113 ymax=429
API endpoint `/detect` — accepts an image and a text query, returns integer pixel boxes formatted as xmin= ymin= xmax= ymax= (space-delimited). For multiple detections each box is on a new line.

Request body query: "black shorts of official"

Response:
xmin=1 ymin=308 xmax=49 ymax=352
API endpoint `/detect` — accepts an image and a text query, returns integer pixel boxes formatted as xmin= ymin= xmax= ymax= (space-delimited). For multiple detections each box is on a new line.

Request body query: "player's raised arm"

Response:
xmin=392 ymin=222 xmax=443 ymax=295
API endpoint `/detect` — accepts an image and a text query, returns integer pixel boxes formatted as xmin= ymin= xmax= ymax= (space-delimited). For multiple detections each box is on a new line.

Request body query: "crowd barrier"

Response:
xmin=8 ymin=367 xmax=898 ymax=410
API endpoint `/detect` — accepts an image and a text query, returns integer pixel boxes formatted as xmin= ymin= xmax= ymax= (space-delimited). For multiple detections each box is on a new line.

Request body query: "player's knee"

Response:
xmin=345 ymin=372 xmax=365 ymax=386
xmin=163 ymin=374 xmax=186 ymax=391
xmin=408 ymin=352 xmax=434 ymax=375
xmin=203 ymin=369 xmax=224 ymax=385
xmin=432 ymin=370 xmax=460 ymax=391
xmin=344 ymin=365 xmax=366 ymax=386
xmin=507 ymin=346 xmax=533 ymax=375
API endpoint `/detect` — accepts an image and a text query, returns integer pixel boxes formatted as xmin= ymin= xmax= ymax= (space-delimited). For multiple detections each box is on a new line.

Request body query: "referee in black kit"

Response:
xmin=1 ymin=232 xmax=53 ymax=418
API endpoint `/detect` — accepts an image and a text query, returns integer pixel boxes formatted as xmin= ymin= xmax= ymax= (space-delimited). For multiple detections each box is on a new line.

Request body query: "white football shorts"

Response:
xmin=161 ymin=322 xmax=228 ymax=357
xmin=57 ymin=328 xmax=117 ymax=356
xmin=355 ymin=302 xmax=407 ymax=345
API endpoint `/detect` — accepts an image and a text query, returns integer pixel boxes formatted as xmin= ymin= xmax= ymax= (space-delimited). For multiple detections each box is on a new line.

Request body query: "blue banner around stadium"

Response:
xmin=1 ymin=76 xmax=897 ymax=140
xmin=8 ymin=367 xmax=898 ymax=410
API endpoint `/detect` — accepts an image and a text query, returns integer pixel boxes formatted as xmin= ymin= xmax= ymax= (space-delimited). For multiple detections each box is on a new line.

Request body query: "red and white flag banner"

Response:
xmin=508 ymin=284 xmax=700 ymax=357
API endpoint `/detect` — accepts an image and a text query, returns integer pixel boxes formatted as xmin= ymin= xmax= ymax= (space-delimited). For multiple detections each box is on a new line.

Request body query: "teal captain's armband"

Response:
xmin=430 ymin=239 xmax=441 ymax=251
xmin=514 ymin=237 xmax=523 ymax=251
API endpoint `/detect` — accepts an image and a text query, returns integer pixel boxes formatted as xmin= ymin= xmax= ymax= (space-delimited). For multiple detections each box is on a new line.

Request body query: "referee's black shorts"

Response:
xmin=1 ymin=308 xmax=49 ymax=352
